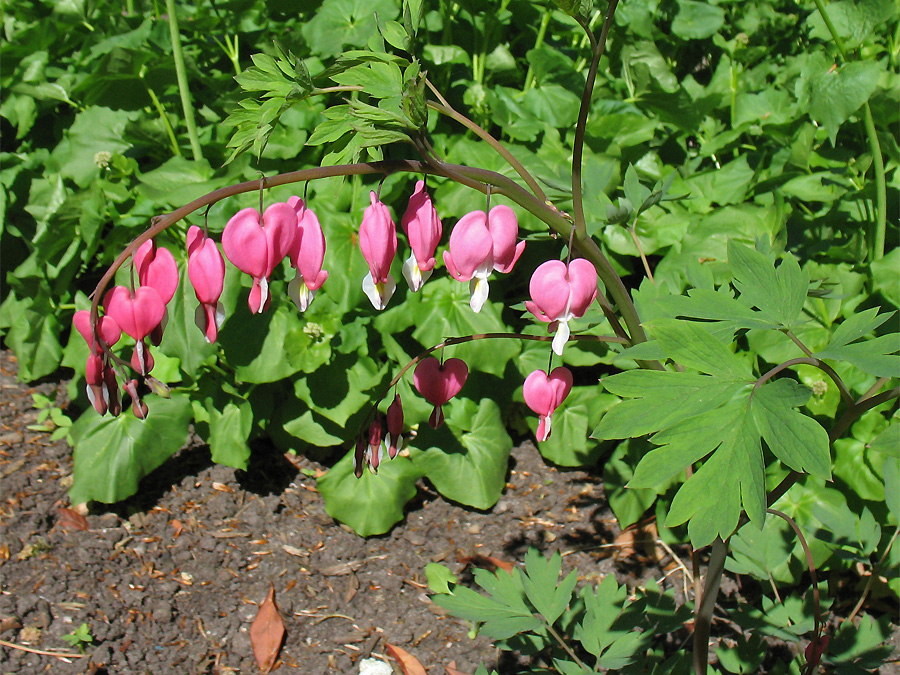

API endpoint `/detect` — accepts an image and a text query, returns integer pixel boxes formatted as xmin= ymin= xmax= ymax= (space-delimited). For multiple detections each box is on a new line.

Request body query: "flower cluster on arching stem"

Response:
xmin=81 ymin=180 xmax=592 ymax=470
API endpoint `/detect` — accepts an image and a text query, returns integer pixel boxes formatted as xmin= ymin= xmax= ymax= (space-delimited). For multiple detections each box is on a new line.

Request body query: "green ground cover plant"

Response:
xmin=2 ymin=0 xmax=898 ymax=672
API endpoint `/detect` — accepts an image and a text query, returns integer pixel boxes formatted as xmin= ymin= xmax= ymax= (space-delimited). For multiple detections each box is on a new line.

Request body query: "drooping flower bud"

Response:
xmin=354 ymin=435 xmax=368 ymax=479
xmin=413 ymin=357 xmax=468 ymax=429
xmin=525 ymin=258 xmax=598 ymax=355
xmin=523 ymin=367 xmax=573 ymax=442
xmin=186 ymin=226 xmax=226 ymax=342
xmin=386 ymin=393 xmax=404 ymax=459
xmin=287 ymin=196 xmax=329 ymax=312
xmin=400 ymin=181 xmax=442 ymax=292
xmin=359 ymin=192 xmax=397 ymax=310
xmin=367 ymin=414 xmax=384 ymax=471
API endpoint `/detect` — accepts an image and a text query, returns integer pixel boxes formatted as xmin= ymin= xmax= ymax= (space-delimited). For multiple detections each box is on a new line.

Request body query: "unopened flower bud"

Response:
xmin=386 ymin=393 xmax=404 ymax=459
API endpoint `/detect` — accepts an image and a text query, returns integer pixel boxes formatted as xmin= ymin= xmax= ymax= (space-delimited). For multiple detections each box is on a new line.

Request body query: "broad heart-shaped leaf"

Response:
xmin=521 ymin=549 xmax=578 ymax=626
xmin=2 ymin=285 xmax=63 ymax=382
xmin=751 ymin=379 xmax=832 ymax=480
xmin=728 ymin=241 xmax=809 ymax=330
xmin=69 ymin=395 xmax=192 ymax=505
xmin=317 ymin=448 xmax=422 ymax=537
xmin=814 ymin=307 xmax=900 ymax=378
xmin=219 ymin=296 xmax=332 ymax=384
xmin=408 ymin=398 xmax=512 ymax=510
xmin=432 ymin=567 xmax=544 ymax=640
xmin=806 ymin=58 xmax=882 ymax=145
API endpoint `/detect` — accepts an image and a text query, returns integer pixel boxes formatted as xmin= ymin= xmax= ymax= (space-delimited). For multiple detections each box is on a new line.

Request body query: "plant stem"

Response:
xmin=546 ymin=622 xmax=590 ymax=671
xmin=753 ymin=357 xmax=854 ymax=407
xmin=811 ymin=0 xmax=886 ymax=260
xmin=145 ymin=85 xmax=182 ymax=157
xmin=692 ymin=538 xmax=729 ymax=675
xmin=426 ymin=95 xmax=547 ymax=201
xmin=165 ymin=0 xmax=203 ymax=162
xmin=523 ymin=8 xmax=552 ymax=90
xmin=571 ymin=0 xmax=619 ymax=239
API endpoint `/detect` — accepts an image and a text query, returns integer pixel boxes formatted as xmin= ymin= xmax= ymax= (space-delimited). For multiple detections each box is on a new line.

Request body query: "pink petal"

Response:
xmin=222 ymin=208 xmax=269 ymax=278
xmin=413 ymin=357 xmax=468 ymax=407
xmin=105 ymin=286 xmax=166 ymax=341
xmin=528 ymin=260 xmax=570 ymax=322
xmin=487 ymin=205 xmax=524 ymax=273
xmin=401 ymin=181 xmax=442 ymax=271
xmin=187 ymin=229 xmax=226 ymax=305
xmin=73 ymin=310 xmax=121 ymax=350
xmin=294 ymin=203 xmax=328 ymax=290
xmin=262 ymin=202 xmax=299 ymax=277
xmin=523 ymin=367 xmax=573 ymax=417
xmin=566 ymin=258 xmax=598 ymax=318
xmin=135 ymin=240 xmax=179 ymax=305
xmin=359 ymin=192 xmax=397 ymax=283
xmin=444 ymin=211 xmax=493 ymax=281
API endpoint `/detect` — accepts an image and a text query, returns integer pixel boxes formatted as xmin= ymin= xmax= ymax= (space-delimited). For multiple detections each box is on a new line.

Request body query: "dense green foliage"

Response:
xmin=2 ymin=0 xmax=898 ymax=671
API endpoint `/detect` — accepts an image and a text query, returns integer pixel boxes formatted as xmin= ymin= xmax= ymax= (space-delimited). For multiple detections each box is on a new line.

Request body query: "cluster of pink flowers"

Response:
xmin=77 ymin=181 xmax=600 ymax=463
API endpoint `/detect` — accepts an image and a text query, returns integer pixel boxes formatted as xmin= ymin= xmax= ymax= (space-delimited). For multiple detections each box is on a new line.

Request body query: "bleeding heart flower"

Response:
xmin=525 ymin=258 xmax=598 ymax=355
xmin=73 ymin=310 xmax=121 ymax=353
xmin=359 ymin=192 xmax=398 ymax=310
xmin=386 ymin=393 xmax=404 ymax=459
xmin=134 ymin=240 xmax=179 ymax=305
xmin=442 ymin=205 xmax=525 ymax=312
xmin=105 ymin=286 xmax=166 ymax=343
xmin=286 ymin=196 xmax=329 ymax=312
xmin=413 ymin=356 xmax=468 ymax=429
xmin=105 ymin=285 xmax=166 ymax=376
xmin=523 ymin=367 xmax=573 ymax=442
xmin=400 ymin=181 xmax=442 ymax=292
xmin=222 ymin=203 xmax=299 ymax=313
xmin=187 ymin=226 xmax=226 ymax=343
xmin=367 ymin=414 xmax=384 ymax=471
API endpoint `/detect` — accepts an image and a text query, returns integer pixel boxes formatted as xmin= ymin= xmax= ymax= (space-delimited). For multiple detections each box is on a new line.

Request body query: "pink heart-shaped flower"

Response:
xmin=523 ymin=367 xmax=573 ymax=441
xmin=105 ymin=286 xmax=166 ymax=341
xmin=73 ymin=310 xmax=121 ymax=351
xmin=414 ymin=357 xmax=469 ymax=407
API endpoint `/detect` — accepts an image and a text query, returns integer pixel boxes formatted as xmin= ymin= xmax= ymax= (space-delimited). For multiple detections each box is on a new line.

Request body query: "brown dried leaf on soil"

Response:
xmin=57 ymin=507 xmax=89 ymax=531
xmin=170 ymin=519 xmax=184 ymax=538
xmin=385 ymin=643 xmax=427 ymax=675
xmin=445 ymin=660 xmax=472 ymax=675
xmin=250 ymin=585 xmax=285 ymax=674
xmin=458 ymin=553 xmax=514 ymax=573
xmin=613 ymin=519 xmax=661 ymax=562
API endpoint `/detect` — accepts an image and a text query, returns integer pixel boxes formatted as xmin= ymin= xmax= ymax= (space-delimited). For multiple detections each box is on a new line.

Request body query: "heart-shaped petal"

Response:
xmin=262 ymin=202 xmax=299 ymax=277
xmin=523 ymin=367 xmax=573 ymax=417
xmin=527 ymin=260 xmax=570 ymax=322
xmin=222 ymin=208 xmax=269 ymax=278
xmin=566 ymin=258 xmax=598 ymax=318
xmin=105 ymin=286 xmax=166 ymax=341
xmin=413 ymin=357 xmax=468 ymax=407
xmin=443 ymin=211 xmax=493 ymax=281
xmin=73 ymin=310 xmax=121 ymax=350
xmin=135 ymin=240 xmax=179 ymax=305
xmin=487 ymin=205 xmax=524 ymax=273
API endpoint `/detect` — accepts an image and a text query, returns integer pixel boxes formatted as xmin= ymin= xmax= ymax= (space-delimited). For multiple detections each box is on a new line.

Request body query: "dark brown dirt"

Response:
xmin=0 ymin=351 xmax=656 ymax=674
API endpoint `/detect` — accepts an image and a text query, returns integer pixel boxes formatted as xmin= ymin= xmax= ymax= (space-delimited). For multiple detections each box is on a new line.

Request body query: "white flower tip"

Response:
xmin=551 ymin=320 xmax=570 ymax=356
xmin=468 ymin=277 xmax=489 ymax=313
xmin=362 ymin=273 xmax=396 ymax=310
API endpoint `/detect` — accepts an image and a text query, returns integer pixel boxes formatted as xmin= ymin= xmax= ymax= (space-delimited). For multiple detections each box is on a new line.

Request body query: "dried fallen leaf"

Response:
xmin=282 ymin=545 xmax=308 ymax=558
xmin=318 ymin=560 xmax=364 ymax=576
xmin=458 ymin=553 xmax=514 ymax=574
xmin=250 ymin=585 xmax=285 ymax=674
xmin=385 ymin=644 xmax=427 ymax=675
xmin=170 ymin=519 xmax=184 ymax=539
xmin=212 ymin=482 xmax=235 ymax=493
xmin=613 ymin=520 xmax=660 ymax=562
xmin=344 ymin=572 xmax=359 ymax=604
xmin=445 ymin=661 xmax=471 ymax=675
xmin=57 ymin=507 xmax=89 ymax=531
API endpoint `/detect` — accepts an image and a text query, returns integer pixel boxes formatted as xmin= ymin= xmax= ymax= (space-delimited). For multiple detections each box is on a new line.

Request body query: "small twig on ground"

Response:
xmin=0 ymin=638 xmax=88 ymax=659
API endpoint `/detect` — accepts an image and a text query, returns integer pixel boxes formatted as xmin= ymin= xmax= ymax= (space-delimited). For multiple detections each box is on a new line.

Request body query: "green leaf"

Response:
xmin=728 ymin=241 xmax=809 ymax=329
xmin=751 ymin=379 xmax=832 ymax=479
xmin=594 ymin=371 xmax=746 ymax=439
xmin=575 ymin=576 xmax=634 ymax=664
xmin=302 ymin=0 xmax=399 ymax=58
xmin=868 ymin=420 xmax=900 ymax=459
xmin=871 ymin=248 xmax=900 ymax=309
xmin=806 ymin=0 xmax=899 ymax=51
xmin=207 ymin=400 xmax=253 ymax=470
xmin=814 ymin=308 xmax=900 ymax=378
xmin=806 ymin=59 xmax=882 ymax=144
xmin=649 ymin=318 xmax=750 ymax=377
xmin=672 ymin=0 xmax=725 ymax=39
xmin=3 ymin=287 xmax=63 ymax=382
xmin=409 ymin=398 xmax=512 ymax=510
xmin=521 ymin=550 xmax=577 ymax=625
xmin=433 ymin=567 xmax=544 ymax=640
xmin=69 ymin=395 xmax=192 ymax=505
xmin=602 ymin=438 xmax=658 ymax=529
xmin=425 ymin=562 xmax=457 ymax=594
xmin=317 ymin=449 xmax=422 ymax=536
